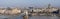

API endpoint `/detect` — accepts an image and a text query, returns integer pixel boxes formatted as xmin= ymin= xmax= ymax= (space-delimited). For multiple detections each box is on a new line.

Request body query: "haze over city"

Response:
xmin=0 ymin=0 xmax=60 ymax=8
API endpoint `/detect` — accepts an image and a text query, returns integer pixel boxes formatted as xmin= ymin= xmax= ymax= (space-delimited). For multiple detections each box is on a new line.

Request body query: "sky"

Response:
xmin=0 ymin=0 xmax=60 ymax=8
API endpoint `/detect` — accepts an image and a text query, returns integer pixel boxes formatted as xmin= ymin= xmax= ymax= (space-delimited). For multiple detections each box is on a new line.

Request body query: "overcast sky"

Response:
xmin=0 ymin=0 xmax=60 ymax=8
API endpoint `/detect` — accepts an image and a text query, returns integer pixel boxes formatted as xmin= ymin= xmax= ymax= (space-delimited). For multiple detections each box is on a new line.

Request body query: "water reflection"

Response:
xmin=30 ymin=16 xmax=60 ymax=19
xmin=0 ymin=15 xmax=60 ymax=19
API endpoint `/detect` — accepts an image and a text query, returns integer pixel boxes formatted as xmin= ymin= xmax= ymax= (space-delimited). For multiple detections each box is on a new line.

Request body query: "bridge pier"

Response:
xmin=23 ymin=15 xmax=29 ymax=19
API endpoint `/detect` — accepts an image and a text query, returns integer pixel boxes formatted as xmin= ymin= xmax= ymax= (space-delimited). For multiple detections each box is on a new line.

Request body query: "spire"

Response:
xmin=48 ymin=3 xmax=51 ymax=9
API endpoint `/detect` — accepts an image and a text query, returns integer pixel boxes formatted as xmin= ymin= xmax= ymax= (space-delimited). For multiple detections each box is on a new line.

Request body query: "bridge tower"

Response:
xmin=23 ymin=10 xmax=29 ymax=19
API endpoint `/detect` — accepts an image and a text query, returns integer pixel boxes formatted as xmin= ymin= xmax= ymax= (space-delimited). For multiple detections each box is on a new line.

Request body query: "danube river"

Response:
xmin=0 ymin=15 xmax=60 ymax=19
xmin=0 ymin=12 xmax=60 ymax=19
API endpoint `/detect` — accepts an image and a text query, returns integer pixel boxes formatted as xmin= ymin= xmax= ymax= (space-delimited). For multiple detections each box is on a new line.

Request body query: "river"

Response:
xmin=0 ymin=15 xmax=60 ymax=19
xmin=0 ymin=12 xmax=60 ymax=19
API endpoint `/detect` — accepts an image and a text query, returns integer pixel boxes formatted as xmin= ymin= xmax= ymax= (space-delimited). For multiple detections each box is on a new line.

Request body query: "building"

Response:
xmin=0 ymin=8 xmax=6 ymax=14
xmin=11 ymin=8 xmax=21 ymax=15
xmin=0 ymin=8 xmax=22 ymax=15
